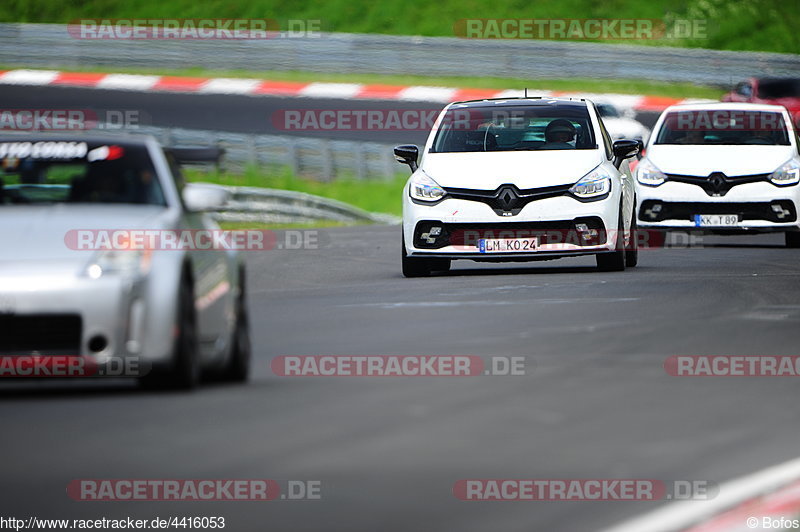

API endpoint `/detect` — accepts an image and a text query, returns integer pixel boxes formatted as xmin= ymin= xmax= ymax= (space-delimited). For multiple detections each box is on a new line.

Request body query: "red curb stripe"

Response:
xmin=253 ymin=80 xmax=309 ymax=95
xmin=52 ymin=72 xmax=107 ymax=86
xmin=635 ymin=95 xmax=682 ymax=111
xmin=450 ymin=88 xmax=502 ymax=102
xmin=153 ymin=76 xmax=208 ymax=92
xmin=356 ymin=84 xmax=407 ymax=100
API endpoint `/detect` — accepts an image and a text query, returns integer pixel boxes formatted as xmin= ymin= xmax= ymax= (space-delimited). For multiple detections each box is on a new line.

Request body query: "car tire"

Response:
xmin=786 ymin=231 xmax=800 ymax=248
xmin=402 ymin=235 xmax=433 ymax=277
xmin=625 ymin=207 xmax=639 ymax=268
xmin=220 ymin=267 xmax=251 ymax=383
xmin=140 ymin=272 xmax=200 ymax=390
xmin=597 ymin=207 xmax=627 ymax=272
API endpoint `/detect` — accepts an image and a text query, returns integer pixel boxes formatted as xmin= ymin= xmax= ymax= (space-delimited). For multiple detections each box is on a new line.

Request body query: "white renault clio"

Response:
xmin=636 ymin=103 xmax=800 ymax=246
xmin=396 ymin=98 xmax=640 ymax=277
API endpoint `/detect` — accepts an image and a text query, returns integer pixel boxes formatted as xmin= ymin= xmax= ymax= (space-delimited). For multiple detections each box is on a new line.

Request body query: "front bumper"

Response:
xmin=403 ymin=193 xmax=620 ymax=259
xmin=637 ymin=181 xmax=800 ymax=232
xmin=0 ymin=272 xmax=167 ymax=365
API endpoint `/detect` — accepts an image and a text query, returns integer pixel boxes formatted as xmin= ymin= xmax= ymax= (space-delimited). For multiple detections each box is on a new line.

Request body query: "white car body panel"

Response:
xmin=402 ymin=98 xmax=638 ymax=262
xmin=636 ymin=102 xmax=800 ymax=232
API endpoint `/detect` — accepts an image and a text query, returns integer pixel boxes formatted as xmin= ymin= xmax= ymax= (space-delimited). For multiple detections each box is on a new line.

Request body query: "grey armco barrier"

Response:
xmin=0 ymin=23 xmax=797 ymax=85
xmin=205 ymin=185 xmax=400 ymax=225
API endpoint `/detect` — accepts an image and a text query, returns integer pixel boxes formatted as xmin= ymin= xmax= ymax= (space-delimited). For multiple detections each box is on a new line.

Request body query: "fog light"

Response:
xmin=772 ymin=203 xmax=791 ymax=219
xmin=575 ymin=223 xmax=598 ymax=239
xmin=88 ymin=335 xmax=108 ymax=353
xmin=421 ymin=227 xmax=442 ymax=244
xmin=643 ymin=203 xmax=662 ymax=221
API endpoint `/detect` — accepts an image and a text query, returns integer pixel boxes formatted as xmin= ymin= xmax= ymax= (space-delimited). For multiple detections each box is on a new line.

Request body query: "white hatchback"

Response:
xmin=636 ymin=103 xmax=800 ymax=246
xmin=396 ymin=98 xmax=641 ymax=277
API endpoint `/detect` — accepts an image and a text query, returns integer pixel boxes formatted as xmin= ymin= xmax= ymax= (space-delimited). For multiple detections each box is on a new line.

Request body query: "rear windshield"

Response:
xmin=654 ymin=110 xmax=790 ymax=146
xmin=431 ymin=105 xmax=597 ymax=153
xmin=757 ymin=79 xmax=800 ymax=99
xmin=0 ymin=140 xmax=166 ymax=206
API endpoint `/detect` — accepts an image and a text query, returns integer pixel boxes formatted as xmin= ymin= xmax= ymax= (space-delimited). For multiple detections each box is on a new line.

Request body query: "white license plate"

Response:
xmin=694 ymin=214 xmax=739 ymax=227
xmin=478 ymin=238 xmax=538 ymax=253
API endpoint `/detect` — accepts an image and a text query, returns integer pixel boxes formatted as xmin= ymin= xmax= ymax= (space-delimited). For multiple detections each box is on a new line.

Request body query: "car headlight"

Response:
xmin=769 ymin=159 xmax=800 ymax=186
xmin=636 ymin=158 xmax=666 ymax=186
xmin=569 ymin=165 xmax=612 ymax=200
xmin=84 ymin=248 xmax=152 ymax=279
xmin=409 ymin=172 xmax=446 ymax=202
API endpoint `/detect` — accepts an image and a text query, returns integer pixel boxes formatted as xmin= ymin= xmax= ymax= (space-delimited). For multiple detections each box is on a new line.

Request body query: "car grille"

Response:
xmin=0 ymin=314 xmax=82 ymax=356
xmin=442 ymin=183 xmax=574 ymax=216
xmin=413 ymin=218 xmax=607 ymax=249
xmin=663 ymin=172 xmax=771 ymax=197
xmin=639 ymin=200 xmax=797 ymax=223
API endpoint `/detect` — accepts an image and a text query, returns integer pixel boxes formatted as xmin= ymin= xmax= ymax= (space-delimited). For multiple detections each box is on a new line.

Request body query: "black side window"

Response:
xmin=596 ymin=113 xmax=613 ymax=159
xmin=164 ymin=152 xmax=187 ymax=207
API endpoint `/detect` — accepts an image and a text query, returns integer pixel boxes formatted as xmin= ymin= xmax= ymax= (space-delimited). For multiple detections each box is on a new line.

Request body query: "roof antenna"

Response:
xmin=525 ymin=87 xmax=528 ymax=98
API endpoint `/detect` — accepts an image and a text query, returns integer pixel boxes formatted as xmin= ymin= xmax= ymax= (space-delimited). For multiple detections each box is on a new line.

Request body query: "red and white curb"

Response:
xmin=0 ymin=69 xmax=710 ymax=112
xmin=602 ymin=456 xmax=800 ymax=532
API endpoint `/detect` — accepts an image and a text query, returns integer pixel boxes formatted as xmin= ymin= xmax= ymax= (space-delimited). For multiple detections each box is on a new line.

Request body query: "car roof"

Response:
xmin=662 ymin=102 xmax=790 ymax=113
xmin=448 ymin=97 xmax=589 ymax=109
xmin=0 ymin=131 xmax=155 ymax=145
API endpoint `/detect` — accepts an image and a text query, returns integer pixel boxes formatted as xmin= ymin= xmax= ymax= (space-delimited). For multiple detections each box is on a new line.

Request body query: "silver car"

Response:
xmin=0 ymin=133 xmax=250 ymax=389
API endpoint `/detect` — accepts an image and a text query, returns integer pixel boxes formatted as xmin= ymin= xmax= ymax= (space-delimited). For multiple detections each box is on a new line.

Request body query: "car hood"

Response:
xmin=646 ymin=145 xmax=795 ymax=176
xmin=420 ymin=150 xmax=605 ymax=190
xmin=0 ymin=204 xmax=174 ymax=275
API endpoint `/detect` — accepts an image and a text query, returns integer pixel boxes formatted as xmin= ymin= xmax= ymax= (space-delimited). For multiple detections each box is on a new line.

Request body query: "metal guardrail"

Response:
xmin=134 ymin=126 xmax=402 ymax=181
xmin=0 ymin=23 xmax=797 ymax=85
xmin=197 ymin=184 xmax=400 ymax=225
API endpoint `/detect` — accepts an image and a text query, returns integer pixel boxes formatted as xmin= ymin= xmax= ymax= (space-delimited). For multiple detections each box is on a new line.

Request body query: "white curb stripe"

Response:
xmin=299 ymin=82 xmax=363 ymax=99
xmin=0 ymin=69 xmax=60 ymax=85
xmin=601 ymin=456 xmax=800 ymax=532
xmin=96 ymin=74 xmax=160 ymax=91
xmin=398 ymin=86 xmax=458 ymax=102
xmin=198 ymin=78 xmax=263 ymax=94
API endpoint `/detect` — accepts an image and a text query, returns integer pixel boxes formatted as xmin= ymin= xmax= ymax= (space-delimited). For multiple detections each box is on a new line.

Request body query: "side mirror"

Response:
xmin=394 ymin=145 xmax=419 ymax=172
xmin=612 ymin=139 xmax=639 ymax=168
xmin=182 ymin=183 xmax=230 ymax=212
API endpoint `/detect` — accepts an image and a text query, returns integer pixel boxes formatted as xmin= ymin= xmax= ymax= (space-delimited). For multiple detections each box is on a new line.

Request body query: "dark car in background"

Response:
xmin=722 ymin=78 xmax=800 ymax=126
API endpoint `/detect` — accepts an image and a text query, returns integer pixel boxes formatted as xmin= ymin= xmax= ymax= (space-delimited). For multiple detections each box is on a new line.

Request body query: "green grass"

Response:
xmin=0 ymin=64 xmax=726 ymax=98
xmin=1 ymin=0 xmax=797 ymax=53
xmin=185 ymin=166 xmax=407 ymax=217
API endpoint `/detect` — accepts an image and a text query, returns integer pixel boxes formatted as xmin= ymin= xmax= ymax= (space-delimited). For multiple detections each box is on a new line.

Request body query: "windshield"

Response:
xmin=0 ymin=140 xmax=166 ymax=206
xmin=757 ymin=79 xmax=800 ymax=99
xmin=654 ymin=110 xmax=790 ymax=145
xmin=431 ymin=104 xmax=597 ymax=153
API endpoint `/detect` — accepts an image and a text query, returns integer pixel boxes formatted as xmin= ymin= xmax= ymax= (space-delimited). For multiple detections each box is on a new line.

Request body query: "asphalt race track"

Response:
xmin=2 ymin=227 xmax=800 ymax=531
xmin=0 ymin=85 xmax=661 ymax=145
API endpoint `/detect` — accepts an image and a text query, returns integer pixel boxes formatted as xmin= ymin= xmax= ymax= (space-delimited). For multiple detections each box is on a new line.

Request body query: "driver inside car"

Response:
xmin=542 ymin=119 xmax=577 ymax=149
